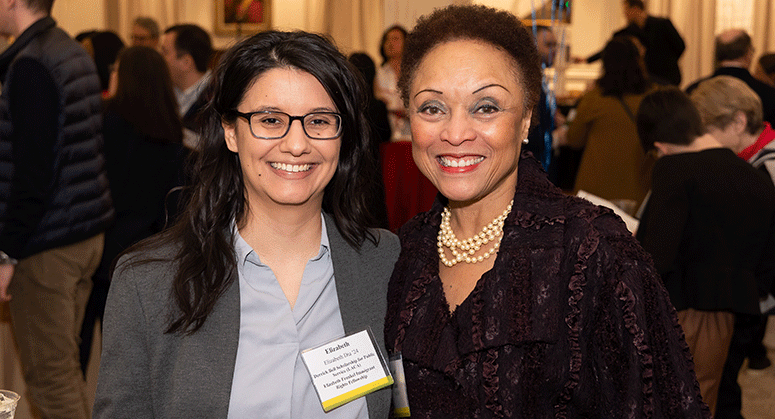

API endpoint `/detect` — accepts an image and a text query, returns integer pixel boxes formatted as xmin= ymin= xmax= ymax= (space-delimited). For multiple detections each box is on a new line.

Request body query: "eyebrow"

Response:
xmin=249 ymin=105 xmax=338 ymax=113
xmin=473 ymin=84 xmax=510 ymax=94
xmin=413 ymin=88 xmax=442 ymax=99
xmin=413 ymin=84 xmax=510 ymax=99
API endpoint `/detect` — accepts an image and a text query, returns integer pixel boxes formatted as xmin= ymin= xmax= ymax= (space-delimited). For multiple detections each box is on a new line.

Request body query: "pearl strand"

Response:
xmin=437 ymin=200 xmax=513 ymax=267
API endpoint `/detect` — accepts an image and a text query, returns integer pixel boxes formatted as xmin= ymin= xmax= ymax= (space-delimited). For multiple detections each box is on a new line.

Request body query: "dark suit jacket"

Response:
xmin=588 ymin=16 xmax=685 ymax=86
xmin=686 ymin=66 xmax=775 ymax=127
xmin=93 ymin=214 xmax=400 ymax=418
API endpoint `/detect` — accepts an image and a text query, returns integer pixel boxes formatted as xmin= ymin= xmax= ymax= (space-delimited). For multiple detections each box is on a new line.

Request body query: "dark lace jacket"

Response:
xmin=384 ymin=154 xmax=710 ymax=419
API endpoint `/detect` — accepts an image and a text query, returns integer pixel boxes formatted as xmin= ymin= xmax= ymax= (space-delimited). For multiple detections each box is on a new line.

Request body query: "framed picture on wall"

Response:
xmin=215 ymin=0 xmax=271 ymax=35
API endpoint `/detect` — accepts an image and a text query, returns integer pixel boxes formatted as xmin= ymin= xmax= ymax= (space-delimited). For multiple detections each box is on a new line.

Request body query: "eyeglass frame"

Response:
xmin=232 ymin=110 xmax=344 ymax=140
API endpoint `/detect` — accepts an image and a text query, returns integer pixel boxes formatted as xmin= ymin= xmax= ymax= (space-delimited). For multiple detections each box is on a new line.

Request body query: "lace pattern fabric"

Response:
xmin=384 ymin=154 xmax=711 ymax=419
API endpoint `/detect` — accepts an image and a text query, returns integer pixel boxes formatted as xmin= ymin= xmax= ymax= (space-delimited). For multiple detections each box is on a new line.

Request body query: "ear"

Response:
xmin=732 ymin=110 xmax=748 ymax=134
xmin=520 ymin=109 xmax=533 ymax=140
xmin=223 ymin=119 xmax=239 ymax=153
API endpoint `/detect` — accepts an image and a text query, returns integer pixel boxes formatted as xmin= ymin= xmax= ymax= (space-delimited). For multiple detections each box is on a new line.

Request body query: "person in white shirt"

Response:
xmin=160 ymin=23 xmax=213 ymax=149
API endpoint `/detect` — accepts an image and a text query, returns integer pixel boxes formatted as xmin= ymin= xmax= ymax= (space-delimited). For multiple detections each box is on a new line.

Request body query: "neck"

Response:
xmin=633 ymin=11 xmax=647 ymax=28
xmin=447 ymin=183 xmax=516 ymax=240
xmin=738 ymin=130 xmax=764 ymax=154
xmin=661 ymin=133 xmax=723 ymax=155
xmin=389 ymin=58 xmax=400 ymax=75
xmin=11 ymin=8 xmax=46 ymax=38
xmin=178 ymin=70 xmax=205 ymax=92
xmin=237 ymin=198 xmax=324 ymax=259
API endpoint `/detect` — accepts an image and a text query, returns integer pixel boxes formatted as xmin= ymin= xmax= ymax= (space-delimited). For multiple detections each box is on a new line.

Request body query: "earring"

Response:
xmin=522 ymin=138 xmax=529 ymax=144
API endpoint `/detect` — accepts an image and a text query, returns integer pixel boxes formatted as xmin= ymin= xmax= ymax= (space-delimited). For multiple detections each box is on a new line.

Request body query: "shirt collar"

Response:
xmin=177 ymin=70 xmax=211 ymax=114
xmin=233 ymin=213 xmax=330 ymax=267
xmin=739 ymin=122 xmax=775 ymax=161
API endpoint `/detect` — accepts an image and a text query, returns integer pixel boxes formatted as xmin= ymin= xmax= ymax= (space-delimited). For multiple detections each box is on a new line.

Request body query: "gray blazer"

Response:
xmin=93 ymin=214 xmax=400 ymax=419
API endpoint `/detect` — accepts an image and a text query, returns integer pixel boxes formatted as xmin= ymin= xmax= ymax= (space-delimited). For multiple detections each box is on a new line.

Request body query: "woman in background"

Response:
xmin=93 ymin=31 xmax=398 ymax=418
xmin=375 ymin=25 xmax=410 ymax=141
xmin=79 ymin=45 xmax=187 ymax=374
xmin=564 ymin=35 xmax=654 ymax=211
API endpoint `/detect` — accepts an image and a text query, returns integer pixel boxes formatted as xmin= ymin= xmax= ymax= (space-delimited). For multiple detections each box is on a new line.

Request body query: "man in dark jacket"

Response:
xmin=588 ymin=0 xmax=685 ymax=86
xmin=160 ymin=23 xmax=213 ymax=150
xmin=686 ymin=29 xmax=775 ymax=128
xmin=0 ymin=0 xmax=113 ymax=418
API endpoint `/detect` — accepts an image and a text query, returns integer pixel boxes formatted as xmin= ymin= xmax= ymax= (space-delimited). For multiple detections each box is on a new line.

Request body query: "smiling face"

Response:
xmin=408 ymin=39 xmax=531 ymax=206
xmin=223 ymin=67 xmax=341 ymax=213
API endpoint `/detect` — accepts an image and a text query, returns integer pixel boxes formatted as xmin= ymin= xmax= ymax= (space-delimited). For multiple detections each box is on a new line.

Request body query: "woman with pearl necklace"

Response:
xmin=383 ymin=5 xmax=711 ymax=418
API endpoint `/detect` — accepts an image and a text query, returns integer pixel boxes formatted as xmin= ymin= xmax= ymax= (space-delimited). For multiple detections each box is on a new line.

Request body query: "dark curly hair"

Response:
xmin=398 ymin=4 xmax=542 ymax=117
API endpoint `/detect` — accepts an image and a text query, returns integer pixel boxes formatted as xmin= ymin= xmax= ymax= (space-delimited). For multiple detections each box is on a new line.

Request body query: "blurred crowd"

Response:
xmin=1 ymin=1 xmax=775 ymax=418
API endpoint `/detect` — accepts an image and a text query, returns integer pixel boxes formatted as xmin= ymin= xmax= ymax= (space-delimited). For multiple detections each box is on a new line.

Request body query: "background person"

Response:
xmin=93 ymin=30 xmax=399 ymax=418
xmin=525 ymin=25 xmax=561 ymax=180
xmin=635 ymin=87 xmax=775 ymax=415
xmin=689 ymin=75 xmax=775 ymax=419
xmin=78 ymin=45 xmax=187 ymax=376
xmin=563 ymin=35 xmax=654 ymax=212
xmin=0 ymin=0 xmax=114 ymax=417
xmin=160 ymin=23 xmax=213 ymax=148
xmin=384 ymin=5 xmax=710 ymax=418
xmin=375 ymin=25 xmax=410 ymax=141
xmin=686 ymin=29 xmax=775 ymax=127
xmin=131 ymin=16 xmax=160 ymax=48
xmin=87 ymin=30 xmax=125 ymax=95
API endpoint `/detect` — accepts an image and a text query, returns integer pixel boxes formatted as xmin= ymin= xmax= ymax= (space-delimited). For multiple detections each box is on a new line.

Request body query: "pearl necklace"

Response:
xmin=437 ymin=200 xmax=513 ymax=267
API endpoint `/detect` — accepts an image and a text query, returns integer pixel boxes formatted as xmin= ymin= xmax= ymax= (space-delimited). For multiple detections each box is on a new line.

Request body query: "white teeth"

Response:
xmin=439 ymin=156 xmax=484 ymax=168
xmin=271 ymin=162 xmax=312 ymax=172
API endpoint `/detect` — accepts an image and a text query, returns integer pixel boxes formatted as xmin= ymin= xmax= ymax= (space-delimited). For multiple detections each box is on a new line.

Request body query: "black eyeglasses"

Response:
xmin=234 ymin=110 xmax=343 ymax=140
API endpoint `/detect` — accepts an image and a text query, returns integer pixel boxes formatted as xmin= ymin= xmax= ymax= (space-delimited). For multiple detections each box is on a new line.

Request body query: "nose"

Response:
xmin=278 ymin=119 xmax=312 ymax=156
xmin=440 ymin=111 xmax=476 ymax=146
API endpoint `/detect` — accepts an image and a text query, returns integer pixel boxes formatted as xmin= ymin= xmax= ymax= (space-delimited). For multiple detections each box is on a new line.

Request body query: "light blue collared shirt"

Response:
xmin=226 ymin=215 xmax=369 ymax=418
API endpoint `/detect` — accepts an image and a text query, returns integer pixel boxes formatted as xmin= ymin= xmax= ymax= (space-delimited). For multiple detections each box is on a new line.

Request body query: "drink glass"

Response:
xmin=0 ymin=390 xmax=19 ymax=419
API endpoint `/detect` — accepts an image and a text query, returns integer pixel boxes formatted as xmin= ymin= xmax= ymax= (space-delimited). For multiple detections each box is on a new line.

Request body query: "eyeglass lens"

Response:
xmin=250 ymin=112 xmax=341 ymax=139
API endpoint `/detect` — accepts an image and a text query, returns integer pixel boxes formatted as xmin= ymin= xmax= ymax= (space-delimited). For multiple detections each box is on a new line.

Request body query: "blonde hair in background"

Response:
xmin=690 ymin=75 xmax=763 ymax=135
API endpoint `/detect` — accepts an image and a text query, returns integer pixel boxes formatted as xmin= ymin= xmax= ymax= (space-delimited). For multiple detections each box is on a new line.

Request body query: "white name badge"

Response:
xmin=301 ymin=328 xmax=394 ymax=412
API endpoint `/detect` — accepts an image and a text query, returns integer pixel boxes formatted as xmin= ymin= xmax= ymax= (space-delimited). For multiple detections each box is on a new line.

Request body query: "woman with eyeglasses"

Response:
xmin=383 ymin=5 xmax=710 ymax=418
xmin=93 ymin=31 xmax=399 ymax=418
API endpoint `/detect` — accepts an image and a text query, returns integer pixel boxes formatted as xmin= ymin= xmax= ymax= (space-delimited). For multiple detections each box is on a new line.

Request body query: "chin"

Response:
xmin=437 ymin=186 xmax=484 ymax=204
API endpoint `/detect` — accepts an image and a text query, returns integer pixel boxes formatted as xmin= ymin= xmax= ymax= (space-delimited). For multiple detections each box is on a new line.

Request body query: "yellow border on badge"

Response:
xmin=393 ymin=407 xmax=411 ymax=417
xmin=321 ymin=376 xmax=394 ymax=412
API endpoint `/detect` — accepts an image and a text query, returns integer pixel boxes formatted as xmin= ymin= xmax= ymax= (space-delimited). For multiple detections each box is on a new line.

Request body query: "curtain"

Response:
xmin=109 ymin=0 xmax=383 ymax=64
xmin=751 ymin=0 xmax=775 ymax=60
xmin=327 ymin=0 xmax=384 ymax=59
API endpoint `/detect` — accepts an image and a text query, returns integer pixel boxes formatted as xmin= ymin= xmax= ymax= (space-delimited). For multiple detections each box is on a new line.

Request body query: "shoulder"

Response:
xmin=649 ymin=15 xmax=676 ymax=28
xmin=373 ymin=228 xmax=400 ymax=255
xmin=6 ymin=56 xmax=54 ymax=89
xmin=356 ymin=228 xmax=401 ymax=266
xmin=325 ymin=215 xmax=400 ymax=271
xmin=111 ymin=239 xmax=180 ymax=299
